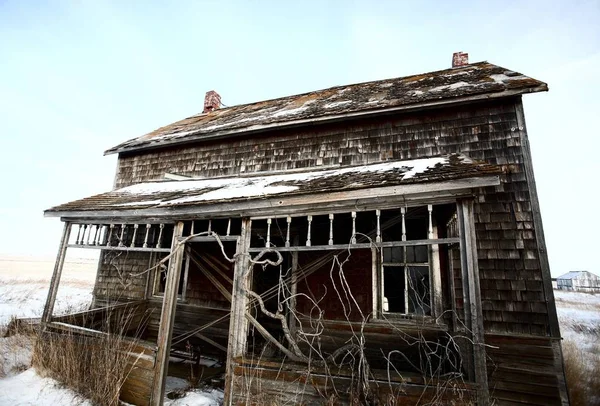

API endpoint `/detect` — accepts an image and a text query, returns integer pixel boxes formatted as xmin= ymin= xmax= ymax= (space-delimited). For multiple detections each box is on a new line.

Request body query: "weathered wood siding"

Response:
xmin=486 ymin=334 xmax=567 ymax=405
xmin=93 ymin=251 xmax=151 ymax=304
xmin=114 ymin=98 xmax=553 ymax=337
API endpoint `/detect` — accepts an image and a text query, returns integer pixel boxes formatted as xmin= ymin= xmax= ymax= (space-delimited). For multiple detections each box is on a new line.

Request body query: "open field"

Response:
xmin=0 ymin=254 xmax=223 ymax=405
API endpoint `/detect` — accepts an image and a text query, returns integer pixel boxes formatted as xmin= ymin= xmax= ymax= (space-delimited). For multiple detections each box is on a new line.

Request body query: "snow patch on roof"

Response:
xmin=118 ymin=156 xmax=452 ymax=206
xmin=429 ymin=81 xmax=471 ymax=92
xmin=324 ymin=100 xmax=353 ymax=109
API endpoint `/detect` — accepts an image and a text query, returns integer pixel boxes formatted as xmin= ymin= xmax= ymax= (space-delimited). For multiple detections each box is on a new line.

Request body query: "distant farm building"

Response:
xmin=556 ymin=271 xmax=600 ymax=292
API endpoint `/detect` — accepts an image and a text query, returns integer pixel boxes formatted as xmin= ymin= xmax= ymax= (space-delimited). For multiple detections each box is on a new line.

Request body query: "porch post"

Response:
xmin=150 ymin=221 xmax=185 ymax=406
xmin=223 ymin=218 xmax=252 ymax=405
xmin=458 ymin=199 xmax=489 ymax=405
xmin=41 ymin=221 xmax=72 ymax=325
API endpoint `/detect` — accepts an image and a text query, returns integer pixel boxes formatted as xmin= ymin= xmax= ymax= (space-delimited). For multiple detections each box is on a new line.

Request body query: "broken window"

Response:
xmin=382 ymin=247 xmax=431 ymax=315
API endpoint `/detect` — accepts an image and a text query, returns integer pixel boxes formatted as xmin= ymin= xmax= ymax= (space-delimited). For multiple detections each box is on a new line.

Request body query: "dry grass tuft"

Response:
xmin=32 ymin=329 xmax=138 ymax=406
xmin=562 ymin=339 xmax=600 ymax=406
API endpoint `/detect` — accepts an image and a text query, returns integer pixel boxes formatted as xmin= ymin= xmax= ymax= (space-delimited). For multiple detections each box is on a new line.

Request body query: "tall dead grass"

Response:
xmin=31 ymin=307 xmax=148 ymax=406
xmin=32 ymin=329 xmax=139 ymax=406
xmin=562 ymin=339 xmax=600 ymax=406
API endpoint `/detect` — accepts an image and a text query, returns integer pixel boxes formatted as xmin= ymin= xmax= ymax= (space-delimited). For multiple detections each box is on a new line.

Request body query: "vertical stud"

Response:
xmin=85 ymin=225 xmax=93 ymax=245
xmin=285 ymin=216 xmax=291 ymax=247
xmin=93 ymin=225 xmax=100 ymax=246
xmin=306 ymin=215 xmax=312 ymax=247
xmin=190 ymin=220 xmax=195 ymax=236
xmin=401 ymin=207 xmax=406 ymax=241
xmin=226 ymin=219 xmax=231 ymax=236
xmin=351 ymin=212 xmax=357 ymax=244
xmin=266 ymin=218 xmax=272 ymax=248
xmin=75 ymin=224 xmax=83 ymax=245
xmin=157 ymin=223 xmax=165 ymax=249
xmin=118 ymin=224 xmax=126 ymax=247
xmin=208 ymin=219 xmax=212 ymax=233
xmin=328 ymin=214 xmax=334 ymax=246
xmin=131 ymin=224 xmax=139 ymax=248
xmin=376 ymin=209 xmax=381 ymax=243
xmin=82 ymin=224 xmax=89 ymax=245
xmin=428 ymin=204 xmax=434 ymax=239
xmin=107 ymin=224 xmax=114 ymax=247
xmin=143 ymin=224 xmax=151 ymax=248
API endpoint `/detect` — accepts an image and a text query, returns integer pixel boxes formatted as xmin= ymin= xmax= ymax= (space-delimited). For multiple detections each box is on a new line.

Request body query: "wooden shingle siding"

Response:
xmin=114 ymin=97 xmax=550 ymax=336
xmin=94 ymin=250 xmax=151 ymax=304
xmin=486 ymin=334 xmax=566 ymax=405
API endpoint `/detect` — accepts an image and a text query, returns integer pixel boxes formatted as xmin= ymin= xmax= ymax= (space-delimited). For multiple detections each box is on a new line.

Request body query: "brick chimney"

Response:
xmin=452 ymin=52 xmax=469 ymax=68
xmin=203 ymin=90 xmax=221 ymax=113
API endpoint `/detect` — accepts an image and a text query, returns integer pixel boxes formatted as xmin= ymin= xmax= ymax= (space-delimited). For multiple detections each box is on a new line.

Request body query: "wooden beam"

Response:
xmin=224 ymin=218 xmax=252 ymax=406
xmin=194 ymin=333 xmax=227 ymax=353
xmin=42 ymin=222 xmax=72 ymax=324
xmin=66 ymin=244 xmax=171 ymax=253
xmin=458 ymin=199 xmax=489 ymax=405
xmin=515 ymin=99 xmax=568 ymax=405
xmin=150 ymin=221 xmax=185 ymax=406
xmin=247 ymin=238 xmax=460 ymax=252
xmin=514 ymin=100 xmax=560 ymax=338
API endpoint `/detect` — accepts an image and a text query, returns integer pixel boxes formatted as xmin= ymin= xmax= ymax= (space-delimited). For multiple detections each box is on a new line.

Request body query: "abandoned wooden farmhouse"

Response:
xmin=42 ymin=52 xmax=568 ymax=405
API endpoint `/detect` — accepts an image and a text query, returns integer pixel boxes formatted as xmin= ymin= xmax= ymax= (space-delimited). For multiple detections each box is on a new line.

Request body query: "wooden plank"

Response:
xmin=247 ymin=237 xmax=460 ymax=252
xmin=224 ymin=218 xmax=252 ymax=405
xmin=66 ymin=244 xmax=171 ymax=253
xmin=42 ymin=222 xmax=72 ymax=324
xmin=150 ymin=221 xmax=185 ymax=406
xmin=459 ymin=199 xmax=489 ymax=404
xmin=514 ymin=100 xmax=559 ymax=339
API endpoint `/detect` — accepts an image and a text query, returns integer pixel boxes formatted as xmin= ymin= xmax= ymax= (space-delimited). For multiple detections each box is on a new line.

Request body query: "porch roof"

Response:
xmin=45 ymin=154 xmax=501 ymax=219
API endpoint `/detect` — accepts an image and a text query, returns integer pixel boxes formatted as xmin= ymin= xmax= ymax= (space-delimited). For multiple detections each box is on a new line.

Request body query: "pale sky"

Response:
xmin=0 ymin=0 xmax=598 ymax=276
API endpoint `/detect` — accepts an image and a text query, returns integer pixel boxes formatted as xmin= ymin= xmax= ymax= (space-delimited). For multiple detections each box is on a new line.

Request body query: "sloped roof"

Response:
xmin=105 ymin=62 xmax=547 ymax=155
xmin=557 ymin=271 xmax=600 ymax=280
xmin=45 ymin=154 xmax=501 ymax=218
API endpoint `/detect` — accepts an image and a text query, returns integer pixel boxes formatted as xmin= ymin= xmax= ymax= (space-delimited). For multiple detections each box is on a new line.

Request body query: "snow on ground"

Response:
xmin=0 ymin=255 xmax=223 ymax=405
xmin=0 ymin=369 xmax=91 ymax=406
xmin=554 ymin=289 xmax=600 ymax=352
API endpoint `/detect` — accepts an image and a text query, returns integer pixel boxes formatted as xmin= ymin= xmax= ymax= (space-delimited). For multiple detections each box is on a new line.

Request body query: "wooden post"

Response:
xmin=223 ymin=218 xmax=252 ymax=406
xmin=429 ymin=222 xmax=443 ymax=318
xmin=150 ymin=221 xmax=185 ymax=406
xmin=288 ymin=250 xmax=299 ymax=337
xmin=458 ymin=199 xmax=489 ymax=405
xmin=42 ymin=222 xmax=72 ymax=324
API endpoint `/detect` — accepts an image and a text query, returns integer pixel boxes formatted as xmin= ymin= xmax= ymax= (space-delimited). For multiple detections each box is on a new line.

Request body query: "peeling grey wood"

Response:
xmin=42 ymin=222 xmax=72 ymax=324
xmin=515 ymin=99 xmax=560 ymax=338
xmin=224 ymin=219 xmax=251 ymax=406
xmin=458 ymin=199 xmax=489 ymax=405
xmin=151 ymin=221 xmax=185 ymax=406
xmin=66 ymin=244 xmax=171 ymax=253
xmin=247 ymin=238 xmax=459 ymax=252
xmin=429 ymin=223 xmax=443 ymax=319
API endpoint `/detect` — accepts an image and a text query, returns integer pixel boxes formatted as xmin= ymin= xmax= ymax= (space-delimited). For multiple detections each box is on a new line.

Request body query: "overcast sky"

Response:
xmin=0 ymin=0 xmax=598 ymax=276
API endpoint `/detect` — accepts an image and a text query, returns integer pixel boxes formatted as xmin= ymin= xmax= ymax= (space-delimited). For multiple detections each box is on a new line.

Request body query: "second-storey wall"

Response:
xmin=113 ymin=97 xmax=553 ymax=338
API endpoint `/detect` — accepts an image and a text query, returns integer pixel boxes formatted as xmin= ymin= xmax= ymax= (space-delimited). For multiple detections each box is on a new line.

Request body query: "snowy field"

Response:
xmin=1 ymin=255 xmax=597 ymax=405
xmin=0 ymin=254 xmax=223 ymax=406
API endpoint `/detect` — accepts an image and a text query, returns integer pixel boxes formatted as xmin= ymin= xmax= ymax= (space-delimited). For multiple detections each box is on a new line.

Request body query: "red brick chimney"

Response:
xmin=452 ymin=52 xmax=469 ymax=68
xmin=203 ymin=90 xmax=221 ymax=113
